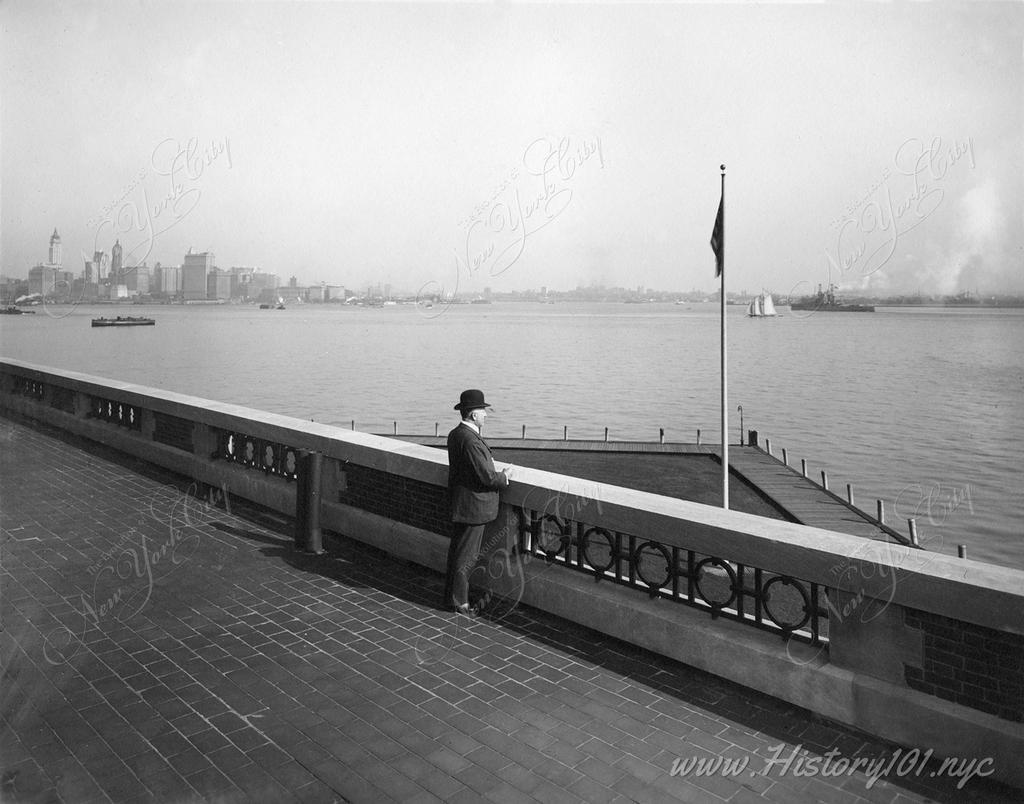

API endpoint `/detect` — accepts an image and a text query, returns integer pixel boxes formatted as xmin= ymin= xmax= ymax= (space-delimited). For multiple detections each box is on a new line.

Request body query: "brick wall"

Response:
xmin=904 ymin=608 xmax=1024 ymax=722
xmin=338 ymin=463 xmax=450 ymax=536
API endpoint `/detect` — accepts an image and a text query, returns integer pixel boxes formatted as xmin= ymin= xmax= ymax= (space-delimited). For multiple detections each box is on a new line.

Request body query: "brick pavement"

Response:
xmin=1 ymin=414 xmax=1019 ymax=803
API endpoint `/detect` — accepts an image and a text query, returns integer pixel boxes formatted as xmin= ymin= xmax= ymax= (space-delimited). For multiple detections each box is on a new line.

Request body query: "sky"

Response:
xmin=2 ymin=1 xmax=1022 ymax=297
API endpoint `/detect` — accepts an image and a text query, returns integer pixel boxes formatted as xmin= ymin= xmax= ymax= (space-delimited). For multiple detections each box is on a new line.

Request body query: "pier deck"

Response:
xmin=1 ymin=416 xmax=1014 ymax=803
xmin=395 ymin=437 xmax=900 ymax=544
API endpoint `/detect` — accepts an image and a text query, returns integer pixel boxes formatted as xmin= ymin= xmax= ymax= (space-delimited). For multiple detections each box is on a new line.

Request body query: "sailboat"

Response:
xmin=747 ymin=292 xmax=778 ymax=317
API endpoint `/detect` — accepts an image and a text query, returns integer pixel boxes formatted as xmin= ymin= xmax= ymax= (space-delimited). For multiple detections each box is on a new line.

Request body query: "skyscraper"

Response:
xmin=48 ymin=229 xmax=62 ymax=268
xmin=182 ymin=250 xmax=214 ymax=300
xmin=110 ymin=240 xmax=123 ymax=284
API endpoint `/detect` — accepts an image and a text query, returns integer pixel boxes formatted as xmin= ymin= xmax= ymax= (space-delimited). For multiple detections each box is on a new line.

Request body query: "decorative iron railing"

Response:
xmin=517 ymin=507 xmax=827 ymax=646
xmin=216 ymin=428 xmax=300 ymax=481
xmin=88 ymin=396 xmax=142 ymax=430
xmin=12 ymin=375 xmax=45 ymax=400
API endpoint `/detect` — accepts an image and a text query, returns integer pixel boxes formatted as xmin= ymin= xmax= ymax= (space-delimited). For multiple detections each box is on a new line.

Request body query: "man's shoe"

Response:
xmin=453 ymin=603 xmax=479 ymax=618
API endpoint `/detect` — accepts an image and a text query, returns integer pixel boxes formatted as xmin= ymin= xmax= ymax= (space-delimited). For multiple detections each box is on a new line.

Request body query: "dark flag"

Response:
xmin=710 ymin=195 xmax=724 ymax=277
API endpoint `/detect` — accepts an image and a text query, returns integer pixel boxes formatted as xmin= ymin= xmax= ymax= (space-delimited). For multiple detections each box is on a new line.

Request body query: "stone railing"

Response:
xmin=1 ymin=357 xmax=1022 ymax=787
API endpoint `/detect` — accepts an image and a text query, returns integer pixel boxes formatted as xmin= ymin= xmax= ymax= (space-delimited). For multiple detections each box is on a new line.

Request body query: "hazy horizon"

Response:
xmin=3 ymin=2 xmax=1022 ymax=298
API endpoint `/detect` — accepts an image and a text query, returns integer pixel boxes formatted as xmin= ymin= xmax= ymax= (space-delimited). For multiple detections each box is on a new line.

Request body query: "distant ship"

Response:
xmin=747 ymin=292 xmax=778 ymax=317
xmin=92 ymin=316 xmax=155 ymax=327
xmin=790 ymin=284 xmax=875 ymax=313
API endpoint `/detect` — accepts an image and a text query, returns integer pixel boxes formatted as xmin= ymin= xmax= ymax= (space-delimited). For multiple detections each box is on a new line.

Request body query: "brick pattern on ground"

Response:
xmin=0 ymin=415 xmax=1019 ymax=803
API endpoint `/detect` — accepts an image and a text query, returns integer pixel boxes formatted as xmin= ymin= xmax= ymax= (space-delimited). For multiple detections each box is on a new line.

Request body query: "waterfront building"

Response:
xmin=249 ymin=271 xmax=279 ymax=300
xmin=154 ymin=263 xmax=181 ymax=298
xmin=28 ymin=265 xmax=58 ymax=297
xmin=125 ymin=263 xmax=151 ymax=296
xmin=1 ymin=277 xmax=27 ymax=304
xmin=92 ymin=251 xmax=109 ymax=282
xmin=228 ymin=267 xmax=255 ymax=300
xmin=206 ymin=268 xmax=232 ymax=300
xmin=182 ymin=250 xmax=214 ymax=301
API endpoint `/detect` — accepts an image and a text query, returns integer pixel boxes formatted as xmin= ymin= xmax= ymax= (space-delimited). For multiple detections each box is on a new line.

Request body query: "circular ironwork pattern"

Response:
xmin=581 ymin=527 xmax=615 ymax=573
xmin=693 ymin=557 xmax=738 ymax=610
xmin=226 ymin=435 xmax=235 ymax=456
xmin=244 ymin=440 xmax=255 ymax=463
xmin=285 ymin=449 xmax=297 ymax=475
xmin=761 ymin=575 xmax=812 ymax=631
xmin=632 ymin=540 xmax=672 ymax=590
xmin=264 ymin=445 xmax=275 ymax=469
xmin=537 ymin=515 xmax=570 ymax=558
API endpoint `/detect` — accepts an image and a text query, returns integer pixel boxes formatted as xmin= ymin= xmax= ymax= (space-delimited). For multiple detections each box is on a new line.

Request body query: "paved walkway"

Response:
xmin=1 ymin=415 xmax=1018 ymax=803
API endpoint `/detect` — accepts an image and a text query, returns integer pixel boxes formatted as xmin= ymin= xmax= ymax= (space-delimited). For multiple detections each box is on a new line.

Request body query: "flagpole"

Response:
xmin=719 ymin=164 xmax=729 ymax=509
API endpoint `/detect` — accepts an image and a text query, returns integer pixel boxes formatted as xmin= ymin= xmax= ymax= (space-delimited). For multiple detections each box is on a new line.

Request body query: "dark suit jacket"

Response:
xmin=447 ymin=422 xmax=509 ymax=524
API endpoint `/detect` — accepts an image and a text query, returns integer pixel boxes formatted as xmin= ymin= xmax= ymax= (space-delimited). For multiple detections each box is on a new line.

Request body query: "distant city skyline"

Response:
xmin=3 ymin=3 xmax=1022 ymax=298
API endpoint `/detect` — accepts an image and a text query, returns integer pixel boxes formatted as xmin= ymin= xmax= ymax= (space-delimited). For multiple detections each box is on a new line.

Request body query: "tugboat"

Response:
xmin=790 ymin=284 xmax=874 ymax=312
xmin=0 ymin=306 xmax=35 ymax=315
xmin=91 ymin=316 xmax=155 ymax=327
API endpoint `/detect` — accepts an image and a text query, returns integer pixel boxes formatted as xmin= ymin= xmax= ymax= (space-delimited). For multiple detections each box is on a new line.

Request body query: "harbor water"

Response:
xmin=2 ymin=302 xmax=1022 ymax=570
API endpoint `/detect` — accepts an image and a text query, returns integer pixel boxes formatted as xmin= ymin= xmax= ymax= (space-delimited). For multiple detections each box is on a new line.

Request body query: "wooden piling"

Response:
xmin=877 ymin=499 xmax=885 ymax=524
xmin=958 ymin=544 xmax=967 ymax=559
xmin=847 ymin=483 xmax=854 ymax=505
xmin=765 ymin=438 xmax=771 ymax=455
xmin=908 ymin=518 xmax=919 ymax=546
xmin=820 ymin=470 xmax=828 ymax=490
xmin=782 ymin=448 xmax=788 ymax=466
xmin=801 ymin=459 xmax=807 ymax=478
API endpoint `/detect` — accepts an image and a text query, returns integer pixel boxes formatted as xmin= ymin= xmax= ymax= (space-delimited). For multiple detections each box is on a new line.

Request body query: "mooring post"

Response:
xmin=659 ymin=428 xmax=664 ymax=444
xmin=393 ymin=421 xmax=397 ymax=435
xmin=877 ymin=499 xmax=885 ymax=524
xmin=697 ymin=429 xmax=701 ymax=446
xmin=351 ymin=419 xmax=355 ymax=431
xmin=522 ymin=424 xmax=526 ymax=439
xmin=908 ymin=518 xmax=919 ymax=546
xmin=604 ymin=427 xmax=609 ymax=442
xmin=958 ymin=544 xmax=967 ymax=559
xmin=765 ymin=438 xmax=771 ymax=456
xmin=801 ymin=459 xmax=807 ymax=478
xmin=782 ymin=447 xmax=788 ymax=466
xmin=434 ymin=422 xmax=438 ymax=437
xmin=295 ymin=450 xmax=324 ymax=554
xmin=820 ymin=470 xmax=828 ymax=490
xmin=564 ymin=425 xmax=568 ymax=440
xmin=847 ymin=483 xmax=854 ymax=505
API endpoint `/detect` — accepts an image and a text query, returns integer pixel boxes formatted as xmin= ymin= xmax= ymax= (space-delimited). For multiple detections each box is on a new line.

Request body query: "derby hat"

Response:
xmin=454 ymin=389 xmax=492 ymax=412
